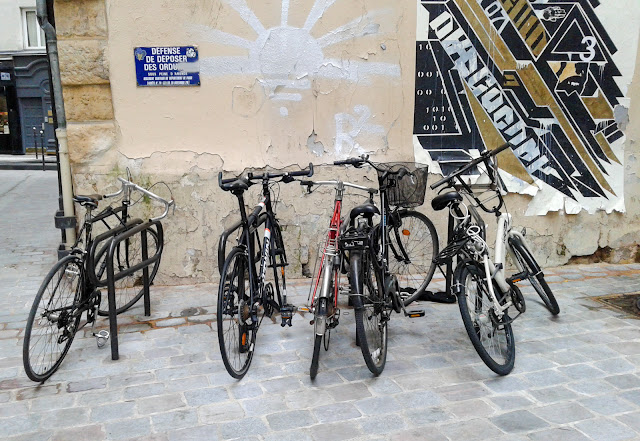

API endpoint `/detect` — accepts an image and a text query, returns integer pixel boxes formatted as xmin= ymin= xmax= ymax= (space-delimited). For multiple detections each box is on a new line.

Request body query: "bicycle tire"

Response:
xmin=388 ymin=210 xmax=439 ymax=305
xmin=23 ymin=255 xmax=83 ymax=382
xmin=455 ymin=260 xmax=515 ymax=375
xmin=310 ymin=294 xmax=325 ymax=381
xmin=218 ymin=247 xmax=255 ymax=379
xmin=510 ymin=241 xmax=560 ymax=315
xmin=350 ymin=251 xmax=387 ymax=376
xmin=97 ymin=227 xmax=160 ymax=316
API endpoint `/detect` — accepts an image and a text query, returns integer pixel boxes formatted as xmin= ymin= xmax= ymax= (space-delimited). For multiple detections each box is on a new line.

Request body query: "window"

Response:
xmin=22 ymin=9 xmax=45 ymax=49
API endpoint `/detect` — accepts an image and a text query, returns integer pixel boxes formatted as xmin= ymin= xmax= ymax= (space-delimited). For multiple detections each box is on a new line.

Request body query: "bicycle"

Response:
xmin=335 ymin=157 xmax=435 ymax=376
xmin=217 ymin=164 xmax=313 ymax=379
xmin=23 ymin=177 xmax=173 ymax=382
xmin=430 ymin=142 xmax=559 ymax=375
xmin=300 ymin=178 xmax=378 ymax=380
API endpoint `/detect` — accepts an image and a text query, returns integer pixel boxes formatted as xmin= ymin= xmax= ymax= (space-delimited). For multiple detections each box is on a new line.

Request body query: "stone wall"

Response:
xmin=54 ymin=0 xmax=640 ymax=286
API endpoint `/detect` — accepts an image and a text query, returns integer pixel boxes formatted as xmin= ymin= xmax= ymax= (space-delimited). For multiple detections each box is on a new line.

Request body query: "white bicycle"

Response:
xmin=430 ymin=143 xmax=559 ymax=375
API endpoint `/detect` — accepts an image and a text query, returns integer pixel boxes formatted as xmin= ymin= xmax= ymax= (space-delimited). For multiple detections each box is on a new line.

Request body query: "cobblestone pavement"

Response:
xmin=2 ymin=170 xmax=640 ymax=441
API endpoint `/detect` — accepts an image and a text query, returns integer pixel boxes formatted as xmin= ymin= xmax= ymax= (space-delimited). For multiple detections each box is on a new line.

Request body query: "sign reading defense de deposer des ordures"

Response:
xmin=134 ymin=46 xmax=200 ymax=87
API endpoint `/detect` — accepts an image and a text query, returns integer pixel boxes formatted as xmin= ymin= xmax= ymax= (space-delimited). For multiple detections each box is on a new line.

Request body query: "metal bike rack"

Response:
xmin=86 ymin=219 xmax=164 ymax=360
xmin=106 ymin=220 xmax=164 ymax=359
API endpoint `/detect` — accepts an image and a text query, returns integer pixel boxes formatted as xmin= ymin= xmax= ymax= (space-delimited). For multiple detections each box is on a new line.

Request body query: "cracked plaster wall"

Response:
xmin=58 ymin=0 xmax=640 ymax=286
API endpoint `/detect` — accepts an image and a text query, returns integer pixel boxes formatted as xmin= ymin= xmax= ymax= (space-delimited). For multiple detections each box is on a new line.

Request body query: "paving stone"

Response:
xmin=309 ymin=421 xmax=362 ymax=441
xmin=198 ymin=401 xmax=245 ymax=423
xmin=579 ymin=395 xmax=636 ymax=415
xmin=326 ymin=382 xmax=371 ymax=402
xmin=167 ymin=425 xmax=218 ymax=441
xmin=531 ymin=402 xmax=594 ymax=424
xmin=528 ymin=427 xmax=591 ymax=441
xmin=90 ymin=401 xmax=136 ymax=422
xmin=183 ymin=387 xmax=228 ymax=406
xmin=439 ymin=418 xmax=503 ymax=440
xmin=489 ymin=394 xmax=534 ymax=409
xmin=574 ymin=417 xmax=638 ymax=441
xmin=137 ymin=393 xmax=186 ymax=414
xmin=490 ymin=410 xmax=549 ymax=433
xmin=616 ymin=411 xmax=640 ymax=432
xmin=404 ymin=406 xmax=454 ymax=426
xmin=219 ymin=417 xmax=268 ymax=440
xmin=604 ymin=374 xmax=640 ymax=390
xmin=358 ymin=413 xmax=406 ymax=435
xmin=266 ymin=409 xmax=316 ymax=430
xmin=104 ymin=417 xmax=151 ymax=440
xmin=151 ymin=408 xmax=199 ymax=432
xmin=527 ymin=385 xmax=578 ymax=403
xmin=310 ymin=401 xmax=361 ymax=423
xmin=51 ymin=425 xmax=105 ymax=441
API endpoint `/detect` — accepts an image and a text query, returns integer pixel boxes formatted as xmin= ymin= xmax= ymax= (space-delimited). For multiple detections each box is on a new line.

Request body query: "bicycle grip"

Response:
xmin=334 ymin=158 xmax=362 ymax=166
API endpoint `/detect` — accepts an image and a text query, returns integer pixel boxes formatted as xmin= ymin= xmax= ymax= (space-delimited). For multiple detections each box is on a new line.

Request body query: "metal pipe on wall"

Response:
xmin=36 ymin=0 xmax=76 ymax=247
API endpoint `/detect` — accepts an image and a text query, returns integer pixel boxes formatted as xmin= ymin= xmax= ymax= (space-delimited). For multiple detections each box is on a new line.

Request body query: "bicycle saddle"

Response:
xmin=431 ymin=191 xmax=462 ymax=211
xmin=227 ymin=178 xmax=249 ymax=192
xmin=73 ymin=194 xmax=103 ymax=208
xmin=349 ymin=202 xmax=380 ymax=220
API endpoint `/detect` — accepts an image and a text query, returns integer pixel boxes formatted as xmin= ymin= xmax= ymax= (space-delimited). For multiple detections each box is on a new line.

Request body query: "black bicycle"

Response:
xmin=23 ymin=177 xmax=173 ymax=382
xmin=217 ymin=164 xmax=313 ymax=379
xmin=335 ymin=157 xmax=434 ymax=375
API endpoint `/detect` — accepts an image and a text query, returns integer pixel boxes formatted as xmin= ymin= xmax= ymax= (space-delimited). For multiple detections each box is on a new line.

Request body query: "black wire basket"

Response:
xmin=376 ymin=163 xmax=429 ymax=208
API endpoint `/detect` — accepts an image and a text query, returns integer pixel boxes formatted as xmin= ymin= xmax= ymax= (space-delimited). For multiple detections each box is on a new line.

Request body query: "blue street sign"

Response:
xmin=134 ymin=46 xmax=200 ymax=87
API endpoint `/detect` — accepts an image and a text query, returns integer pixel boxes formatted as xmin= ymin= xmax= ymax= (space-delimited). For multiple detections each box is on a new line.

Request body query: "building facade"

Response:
xmin=52 ymin=0 xmax=640 ymax=284
xmin=0 ymin=0 xmax=55 ymax=154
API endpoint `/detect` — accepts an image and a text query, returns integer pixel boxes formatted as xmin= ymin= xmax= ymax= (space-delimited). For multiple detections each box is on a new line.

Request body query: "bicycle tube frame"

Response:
xmin=312 ymin=197 xmax=342 ymax=307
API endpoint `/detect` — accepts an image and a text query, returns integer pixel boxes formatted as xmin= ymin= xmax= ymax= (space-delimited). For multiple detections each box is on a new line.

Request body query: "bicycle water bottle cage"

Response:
xmin=431 ymin=191 xmax=462 ymax=211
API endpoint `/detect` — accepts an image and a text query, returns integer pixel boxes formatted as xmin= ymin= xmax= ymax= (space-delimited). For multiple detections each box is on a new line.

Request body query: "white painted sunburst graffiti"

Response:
xmin=189 ymin=0 xmax=400 ymax=109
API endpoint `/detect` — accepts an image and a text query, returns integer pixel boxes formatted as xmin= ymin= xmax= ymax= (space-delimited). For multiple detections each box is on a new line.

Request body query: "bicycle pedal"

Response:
xmin=405 ymin=309 xmax=425 ymax=318
xmin=280 ymin=304 xmax=294 ymax=327
xmin=93 ymin=330 xmax=110 ymax=348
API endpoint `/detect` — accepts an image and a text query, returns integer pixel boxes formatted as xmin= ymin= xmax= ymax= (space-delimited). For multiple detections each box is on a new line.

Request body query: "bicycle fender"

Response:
xmin=507 ymin=235 xmax=540 ymax=274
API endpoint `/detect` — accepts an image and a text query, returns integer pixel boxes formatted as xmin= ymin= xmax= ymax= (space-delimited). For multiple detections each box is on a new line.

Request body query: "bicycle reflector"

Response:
xmin=402 ymin=229 xmax=410 ymax=236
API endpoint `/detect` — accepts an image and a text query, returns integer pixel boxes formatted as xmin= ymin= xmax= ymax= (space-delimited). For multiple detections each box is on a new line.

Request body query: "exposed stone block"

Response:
xmin=59 ymin=40 xmax=109 ymax=85
xmin=55 ymin=0 xmax=107 ymax=38
xmin=67 ymin=121 xmax=118 ymax=165
xmin=64 ymin=84 xmax=114 ymax=121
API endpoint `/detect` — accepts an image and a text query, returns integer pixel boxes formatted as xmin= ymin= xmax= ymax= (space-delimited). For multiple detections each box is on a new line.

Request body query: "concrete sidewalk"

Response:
xmin=1 ymin=170 xmax=640 ymax=441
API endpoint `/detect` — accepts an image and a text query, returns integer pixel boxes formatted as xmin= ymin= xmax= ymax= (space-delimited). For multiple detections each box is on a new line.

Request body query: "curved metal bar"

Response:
xmin=87 ymin=218 xmax=144 ymax=287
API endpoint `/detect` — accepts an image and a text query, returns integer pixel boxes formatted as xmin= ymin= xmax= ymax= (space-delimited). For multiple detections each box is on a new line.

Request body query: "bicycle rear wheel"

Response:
xmin=388 ymin=210 xmax=438 ymax=304
xmin=310 ymin=296 xmax=327 ymax=380
xmin=97 ymin=227 xmax=160 ymax=316
xmin=510 ymin=241 xmax=559 ymax=315
xmin=455 ymin=260 xmax=515 ymax=375
xmin=350 ymin=251 xmax=387 ymax=376
xmin=218 ymin=247 xmax=255 ymax=379
xmin=23 ymin=255 xmax=83 ymax=382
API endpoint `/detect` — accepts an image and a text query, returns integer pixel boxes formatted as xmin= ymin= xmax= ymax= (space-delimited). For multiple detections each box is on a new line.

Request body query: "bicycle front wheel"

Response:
xmin=388 ymin=210 xmax=438 ymax=305
xmin=217 ymin=247 xmax=255 ymax=379
xmin=23 ymin=255 xmax=83 ymax=382
xmin=455 ymin=260 xmax=515 ymax=375
xmin=350 ymin=251 xmax=387 ymax=376
xmin=510 ymin=241 xmax=560 ymax=315
xmin=97 ymin=227 xmax=161 ymax=316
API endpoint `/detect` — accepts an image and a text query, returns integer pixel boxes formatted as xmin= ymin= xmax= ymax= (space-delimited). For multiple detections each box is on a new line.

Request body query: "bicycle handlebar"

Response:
xmin=115 ymin=177 xmax=175 ymax=221
xmin=300 ymin=180 xmax=378 ymax=194
xmin=430 ymin=143 xmax=511 ymax=190
xmin=218 ymin=163 xmax=314 ymax=191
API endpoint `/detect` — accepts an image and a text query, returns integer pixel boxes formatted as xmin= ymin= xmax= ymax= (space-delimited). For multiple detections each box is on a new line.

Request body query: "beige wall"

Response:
xmin=56 ymin=0 xmax=640 ymax=285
